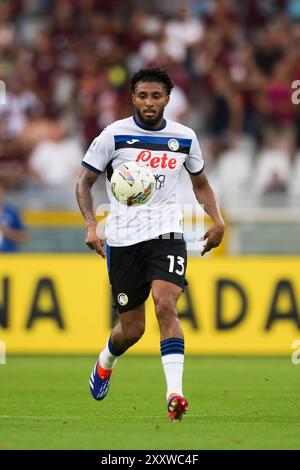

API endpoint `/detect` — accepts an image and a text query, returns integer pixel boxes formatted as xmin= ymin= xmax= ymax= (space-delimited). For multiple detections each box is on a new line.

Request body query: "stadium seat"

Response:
xmin=289 ymin=152 xmax=300 ymax=197
xmin=252 ymin=150 xmax=291 ymax=195
xmin=232 ymin=136 xmax=256 ymax=159
xmin=216 ymin=150 xmax=253 ymax=204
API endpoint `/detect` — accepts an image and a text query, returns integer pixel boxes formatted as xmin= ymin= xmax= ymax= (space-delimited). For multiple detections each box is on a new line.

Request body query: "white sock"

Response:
xmin=99 ymin=340 xmax=119 ymax=370
xmin=161 ymin=354 xmax=184 ymax=399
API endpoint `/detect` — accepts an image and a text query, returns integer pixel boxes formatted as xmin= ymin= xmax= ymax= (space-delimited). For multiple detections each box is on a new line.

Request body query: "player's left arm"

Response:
xmin=189 ymin=172 xmax=225 ymax=256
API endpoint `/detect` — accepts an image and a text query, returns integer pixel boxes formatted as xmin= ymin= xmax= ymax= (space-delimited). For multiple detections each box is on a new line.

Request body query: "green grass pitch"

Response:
xmin=0 ymin=356 xmax=299 ymax=450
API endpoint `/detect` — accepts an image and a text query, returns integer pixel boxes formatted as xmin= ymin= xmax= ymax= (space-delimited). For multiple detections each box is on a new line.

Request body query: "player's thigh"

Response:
xmin=151 ymin=279 xmax=183 ymax=311
xmin=147 ymin=236 xmax=188 ymax=293
xmin=108 ymin=243 xmax=150 ymax=313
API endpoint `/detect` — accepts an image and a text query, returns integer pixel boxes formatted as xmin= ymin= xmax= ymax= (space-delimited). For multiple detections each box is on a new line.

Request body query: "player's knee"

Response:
xmin=154 ymin=295 xmax=177 ymax=321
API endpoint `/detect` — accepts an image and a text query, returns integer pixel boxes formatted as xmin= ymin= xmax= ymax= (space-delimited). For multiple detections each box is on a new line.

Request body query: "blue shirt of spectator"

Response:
xmin=0 ymin=203 xmax=26 ymax=252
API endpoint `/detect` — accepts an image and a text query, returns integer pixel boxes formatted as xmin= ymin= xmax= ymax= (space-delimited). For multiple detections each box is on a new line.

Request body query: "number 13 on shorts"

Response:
xmin=167 ymin=255 xmax=185 ymax=275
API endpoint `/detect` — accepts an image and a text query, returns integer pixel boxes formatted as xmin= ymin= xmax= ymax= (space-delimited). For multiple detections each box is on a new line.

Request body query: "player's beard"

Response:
xmin=136 ymin=108 xmax=164 ymax=128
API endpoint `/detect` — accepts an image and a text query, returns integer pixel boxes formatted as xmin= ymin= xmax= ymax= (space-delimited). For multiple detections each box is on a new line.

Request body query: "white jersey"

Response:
xmin=82 ymin=115 xmax=204 ymax=246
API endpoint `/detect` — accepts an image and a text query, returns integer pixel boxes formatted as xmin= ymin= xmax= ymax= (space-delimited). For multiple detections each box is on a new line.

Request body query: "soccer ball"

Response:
xmin=110 ymin=161 xmax=155 ymax=206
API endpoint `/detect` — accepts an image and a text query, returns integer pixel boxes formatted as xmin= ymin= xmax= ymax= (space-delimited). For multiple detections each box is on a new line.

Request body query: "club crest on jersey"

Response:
xmin=117 ymin=293 xmax=128 ymax=306
xmin=168 ymin=139 xmax=180 ymax=151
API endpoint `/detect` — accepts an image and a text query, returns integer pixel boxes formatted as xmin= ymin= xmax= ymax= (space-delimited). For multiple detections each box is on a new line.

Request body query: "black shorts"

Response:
xmin=106 ymin=233 xmax=187 ymax=313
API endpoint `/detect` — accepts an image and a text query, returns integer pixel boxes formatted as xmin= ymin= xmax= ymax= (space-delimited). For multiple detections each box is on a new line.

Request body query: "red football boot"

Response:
xmin=167 ymin=394 xmax=188 ymax=421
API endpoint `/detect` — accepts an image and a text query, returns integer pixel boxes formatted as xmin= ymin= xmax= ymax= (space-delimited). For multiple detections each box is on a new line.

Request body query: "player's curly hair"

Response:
xmin=130 ymin=68 xmax=174 ymax=95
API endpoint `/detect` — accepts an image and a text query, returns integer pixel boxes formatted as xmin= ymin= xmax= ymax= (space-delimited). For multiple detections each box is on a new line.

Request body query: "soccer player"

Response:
xmin=76 ymin=68 xmax=225 ymax=421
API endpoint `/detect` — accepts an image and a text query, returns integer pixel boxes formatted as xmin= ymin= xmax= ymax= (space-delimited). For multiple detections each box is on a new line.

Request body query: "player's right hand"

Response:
xmin=85 ymin=221 xmax=106 ymax=258
xmin=200 ymin=221 xmax=225 ymax=256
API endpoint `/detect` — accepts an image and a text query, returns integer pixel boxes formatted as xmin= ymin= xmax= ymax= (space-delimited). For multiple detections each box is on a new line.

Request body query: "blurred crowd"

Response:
xmin=1 ymin=0 xmax=300 ymax=197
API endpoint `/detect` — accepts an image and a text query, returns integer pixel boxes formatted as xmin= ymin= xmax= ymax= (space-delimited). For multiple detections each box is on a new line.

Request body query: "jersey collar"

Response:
xmin=133 ymin=115 xmax=167 ymax=131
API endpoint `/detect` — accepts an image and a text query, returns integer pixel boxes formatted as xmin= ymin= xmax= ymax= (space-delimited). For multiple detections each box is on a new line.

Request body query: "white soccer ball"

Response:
xmin=110 ymin=161 xmax=155 ymax=206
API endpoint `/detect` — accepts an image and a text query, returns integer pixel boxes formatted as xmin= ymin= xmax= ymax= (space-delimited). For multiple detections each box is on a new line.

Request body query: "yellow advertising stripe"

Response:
xmin=23 ymin=211 xmax=83 ymax=226
xmin=0 ymin=255 xmax=299 ymax=354
xmin=23 ymin=211 xmax=222 ymax=226
xmin=22 ymin=211 xmax=227 ymax=254
xmin=23 ymin=211 xmax=109 ymax=226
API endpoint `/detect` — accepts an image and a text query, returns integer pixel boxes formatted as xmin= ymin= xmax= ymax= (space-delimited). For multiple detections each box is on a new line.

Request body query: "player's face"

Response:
xmin=132 ymin=82 xmax=170 ymax=128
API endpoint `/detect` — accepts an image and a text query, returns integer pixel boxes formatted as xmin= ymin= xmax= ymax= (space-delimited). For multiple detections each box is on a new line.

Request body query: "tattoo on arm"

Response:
xmin=75 ymin=169 xmax=99 ymax=225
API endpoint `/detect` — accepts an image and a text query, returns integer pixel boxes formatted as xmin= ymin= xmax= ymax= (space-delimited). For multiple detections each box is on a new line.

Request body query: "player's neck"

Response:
xmin=133 ymin=114 xmax=166 ymax=131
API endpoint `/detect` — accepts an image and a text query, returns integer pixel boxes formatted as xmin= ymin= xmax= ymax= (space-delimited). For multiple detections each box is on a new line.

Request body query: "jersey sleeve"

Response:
xmin=81 ymin=128 xmax=114 ymax=174
xmin=184 ymin=131 xmax=205 ymax=176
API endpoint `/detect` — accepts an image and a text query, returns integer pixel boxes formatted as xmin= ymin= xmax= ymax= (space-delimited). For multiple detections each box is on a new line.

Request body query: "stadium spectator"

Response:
xmin=164 ymin=85 xmax=189 ymax=123
xmin=258 ymin=57 xmax=296 ymax=158
xmin=0 ymin=183 xmax=27 ymax=252
xmin=230 ymin=42 xmax=265 ymax=136
xmin=0 ymin=78 xmax=42 ymax=138
xmin=30 ymin=30 xmax=57 ymax=105
xmin=164 ymin=7 xmax=203 ymax=64
xmin=0 ymin=136 xmax=28 ymax=188
xmin=28 ymin=122 xmax=83 ymax=187
xmin=206 ymin=66 xmax=243 ymax=162
xmin=0 ymin=0 xmax=299 ymax=202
